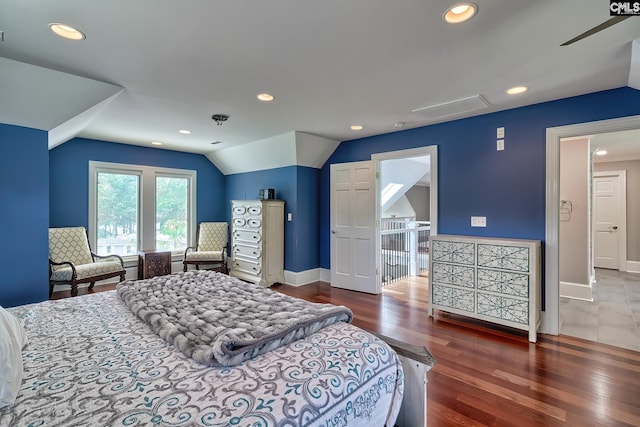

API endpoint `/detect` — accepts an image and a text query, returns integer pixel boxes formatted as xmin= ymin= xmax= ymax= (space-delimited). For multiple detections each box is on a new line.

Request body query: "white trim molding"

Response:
xmin=627 ymin=261 xmax=640 ymax=274
xmin=593 ymin=170 xmax=627 ymax=272
xmin=546 ymin=114 xmax=640 ymax=336
xmin=319 ymin=268 xmax=331 ymax=283
xmin=284 ymin=268 xmax=323 ymax=286
xmin=559 ymin=281 xmax=594 ymax=301
xmin=372 ymin=145 xmax=438 ymax=293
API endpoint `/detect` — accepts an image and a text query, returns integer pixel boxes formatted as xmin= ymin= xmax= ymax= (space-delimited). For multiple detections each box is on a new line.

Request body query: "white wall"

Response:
xmin=559 ymin=137 xmax=589 ymax=286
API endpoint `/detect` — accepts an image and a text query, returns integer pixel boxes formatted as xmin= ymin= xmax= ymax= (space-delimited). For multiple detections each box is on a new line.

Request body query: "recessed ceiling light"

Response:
xmin=49 ymin=23 xmax=86 ymax=40
xmin=595 ymin=150 xmax=607 ymax=156
xmin=257 ymin=93 xmax=275 ymax=102
xmin=393 ymin=122 xmax=406 ymax=128
xmin=506 ymin=86 xmax=528 ymax=95
xmin=151 ymin=141 xmax=163 ymax=146
xmin=443 ymin=3 xmax=478 ymax=24
xmin=179 ymin=129 xmax=191 ymax=135
xmin=350 ymin=125 xmax=363 ymax=131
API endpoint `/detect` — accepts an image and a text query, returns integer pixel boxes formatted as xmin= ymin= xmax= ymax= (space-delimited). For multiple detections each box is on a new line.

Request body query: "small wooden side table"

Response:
xmin=138 ymin=250 xmax=172 ymax=279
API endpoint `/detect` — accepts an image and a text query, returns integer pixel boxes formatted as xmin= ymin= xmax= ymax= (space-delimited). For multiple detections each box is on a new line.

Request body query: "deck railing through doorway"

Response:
xmin=381 ymin=219 xmax=430 ymax=287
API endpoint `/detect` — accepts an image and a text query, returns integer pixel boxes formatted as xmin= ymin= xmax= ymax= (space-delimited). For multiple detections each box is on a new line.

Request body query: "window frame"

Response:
xmin=89 ymin=161 xmax=197 ymax=262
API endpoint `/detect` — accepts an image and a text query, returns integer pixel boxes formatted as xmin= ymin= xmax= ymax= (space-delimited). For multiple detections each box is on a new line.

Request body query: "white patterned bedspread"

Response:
xmin=1 ymin=291 xmax=403 ymax=427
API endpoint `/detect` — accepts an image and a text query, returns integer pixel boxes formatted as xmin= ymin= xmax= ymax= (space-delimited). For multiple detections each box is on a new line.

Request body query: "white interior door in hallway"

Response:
xmin=330 ymin=161 xmax=378 ymax=294
xmin=593 ymin=171 xmax=626 ymax=270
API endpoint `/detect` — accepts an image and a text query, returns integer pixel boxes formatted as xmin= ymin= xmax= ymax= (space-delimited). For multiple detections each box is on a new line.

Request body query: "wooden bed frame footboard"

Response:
xmin=373 ymin=333 xmax=435 ymax=427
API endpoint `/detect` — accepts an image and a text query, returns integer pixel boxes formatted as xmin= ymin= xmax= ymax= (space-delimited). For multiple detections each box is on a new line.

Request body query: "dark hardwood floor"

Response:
xmin=53 ymin=279 xmax=640 ymax=426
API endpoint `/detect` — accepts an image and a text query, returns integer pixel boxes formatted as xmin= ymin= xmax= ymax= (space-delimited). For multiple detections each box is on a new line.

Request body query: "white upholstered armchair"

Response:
xmin=183 ymin=222 xmax=228 ymax=273
xmin=49 ymin=227 xmax=126 ymax=297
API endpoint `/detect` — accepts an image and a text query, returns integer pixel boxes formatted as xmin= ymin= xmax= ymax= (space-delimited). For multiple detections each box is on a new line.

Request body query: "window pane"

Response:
xmin=97 ymin=173 xmax=139 ymax=256
xmin=156 ymin=176 xmax=189 ymax=251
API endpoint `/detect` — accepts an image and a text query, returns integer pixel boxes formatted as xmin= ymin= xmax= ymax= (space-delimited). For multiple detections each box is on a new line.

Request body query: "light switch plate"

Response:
xmin=471 ymin=216 xmax=486 ymax=227
xmin=497 ymin=139 xmax=504 ymax=151
xmin=287 ymin=212 xmax=293 ymax=221
xmin=497 ymin=127 xmax=505 ymax=138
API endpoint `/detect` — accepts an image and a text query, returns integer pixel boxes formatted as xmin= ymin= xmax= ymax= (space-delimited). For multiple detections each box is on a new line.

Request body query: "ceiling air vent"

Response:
xmin=412 ymin=95 xmax=489 ymax=120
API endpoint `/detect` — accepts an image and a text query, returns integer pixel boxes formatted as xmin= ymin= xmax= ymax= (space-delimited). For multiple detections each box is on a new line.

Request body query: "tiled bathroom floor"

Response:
xmin=560 ymin=268 xmax=640 ymax=351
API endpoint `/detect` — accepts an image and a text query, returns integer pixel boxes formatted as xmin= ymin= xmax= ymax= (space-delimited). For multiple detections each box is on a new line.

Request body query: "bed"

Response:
xmin=0 ymin=271 xmax=433 ymax=426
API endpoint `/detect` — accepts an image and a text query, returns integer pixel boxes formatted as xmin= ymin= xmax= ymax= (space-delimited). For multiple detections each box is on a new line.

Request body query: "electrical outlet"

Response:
xmin=497 ymin=139 xmax=504 ymax=151
xmin=287 ymin=212 xmax=293 ymax=221
xmin=497 ymin=127 xmax=505 ymax=138
xmin=471 ymin=216 xmax=486 ymax=227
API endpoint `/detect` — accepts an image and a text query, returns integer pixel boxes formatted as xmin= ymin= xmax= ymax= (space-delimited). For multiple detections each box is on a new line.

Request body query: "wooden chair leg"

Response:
xmin=71 ymin=285 xmax=78 ymax=297
xmin=88 ymin=282 xmax=95 ymax=290
xmin=183 ymin=264 xmax=187 ymax=272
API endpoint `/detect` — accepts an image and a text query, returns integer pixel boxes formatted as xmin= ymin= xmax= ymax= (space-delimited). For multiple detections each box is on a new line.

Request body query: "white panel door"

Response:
xmin=330 ymin=161 xmax=378 ymax=293
xmin=593 ymin=174 xmax=620 ymax=269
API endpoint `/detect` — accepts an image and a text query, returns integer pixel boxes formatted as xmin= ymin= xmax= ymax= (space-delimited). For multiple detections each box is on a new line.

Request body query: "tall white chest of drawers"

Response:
xmin=429 ymin=234 xmax=541 ymax=342
xmin=230 ymin=199 xmax=285 ymax=287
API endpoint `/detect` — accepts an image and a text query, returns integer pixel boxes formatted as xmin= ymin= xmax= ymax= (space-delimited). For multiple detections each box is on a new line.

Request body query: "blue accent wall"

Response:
xmin=49 ymin=138 xmax=226 ymax=228
xmin=226 ymin=165 xmax=320 ymax=272
xmin=296 ymin=167 xmax=320 ymax=272
xmin=0 ymin=124 xmax=49 ymax=307
xmin=320 ymin=87 xmax=640 ymax=284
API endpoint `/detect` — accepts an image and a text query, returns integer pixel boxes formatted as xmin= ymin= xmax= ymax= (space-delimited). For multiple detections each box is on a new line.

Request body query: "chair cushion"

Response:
xmin=197 ymin=223 xmax=228 ymax=252
xmin=50 ymin=261 xmax=124 ymax=282
xmin=184 ymin=251 xmax=224 ymax=262
xmin=49 ymin=227 xmax=93 ymax=270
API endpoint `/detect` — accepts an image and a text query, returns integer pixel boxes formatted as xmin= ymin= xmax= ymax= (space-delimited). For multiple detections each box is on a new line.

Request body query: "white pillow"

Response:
xmin=0 ymin=305 xmax=28 ymax=409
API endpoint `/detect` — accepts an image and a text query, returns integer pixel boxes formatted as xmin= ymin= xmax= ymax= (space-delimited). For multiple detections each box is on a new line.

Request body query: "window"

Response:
xmin=381 ymin=183 xmax=404 ymax=205
xmin=89 ymin=161 xmax=196 ymax=259
xmin=155 ymin=176 xmax=189 ymax=251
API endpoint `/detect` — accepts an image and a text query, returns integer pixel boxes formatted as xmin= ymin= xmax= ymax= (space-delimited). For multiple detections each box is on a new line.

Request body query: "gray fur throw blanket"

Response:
xmin=116 ymin=270 xmax=353 ymax=367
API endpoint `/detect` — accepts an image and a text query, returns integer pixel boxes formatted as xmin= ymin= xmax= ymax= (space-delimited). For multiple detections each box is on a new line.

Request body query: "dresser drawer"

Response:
xmin=233 ymin=217 xmax=247 ymax=227
xmin=477 ymin=292 xmax=528 ymax=325
xmin=477 ymin=244 xmax=530 ymax=272
xmin=247 ymin=218 xmax=262 ymax=228
xmin=232 ymin=205 xmax=247 ymax=216
xmin=432 ymin=262 xmax=475 ymax=288
xmin=477 ymin=268 xmax=529 ymax=298
xmin=431 ymin=284 xmax=474 ymax=313
xmin=233 ymin=244 xmax=261 ymax=259
xmin=247 ymin=205 xmax=262 ymax=215
xmin=234 ymin=230 xmax=262 ymax=244
xmin=232 ymin=257 xmax=262 ymax=276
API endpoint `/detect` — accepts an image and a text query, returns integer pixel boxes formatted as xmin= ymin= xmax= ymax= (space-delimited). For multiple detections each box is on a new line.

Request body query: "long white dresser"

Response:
xmin=230 ymin=199 xmax=285 ymax=287
xmin=429 ymin=234 xmax=541 ymax=342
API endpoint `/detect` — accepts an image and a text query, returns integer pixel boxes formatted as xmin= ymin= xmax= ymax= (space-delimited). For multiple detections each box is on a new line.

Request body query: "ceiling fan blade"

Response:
xmin=561 ymin=16 xmax=630 ymax=46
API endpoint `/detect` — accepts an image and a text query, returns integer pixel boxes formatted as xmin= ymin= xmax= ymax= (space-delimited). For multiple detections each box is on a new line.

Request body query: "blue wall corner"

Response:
xmin=0 ymin=124 xmax=49 ymax=306
xmin=226 ymin=165 xmax=321 ymax=272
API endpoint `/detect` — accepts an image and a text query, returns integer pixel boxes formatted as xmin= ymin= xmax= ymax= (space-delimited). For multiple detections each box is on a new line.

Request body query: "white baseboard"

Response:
xmin=283 ymin=269 xmax=323 ymax=286
xmin=560 ymin=281 xmax=593 ymax=301
xmin=319 ymin=268 xmax=330 ymax=283
xmin=627 ymin=260 xmax=640 ymax=274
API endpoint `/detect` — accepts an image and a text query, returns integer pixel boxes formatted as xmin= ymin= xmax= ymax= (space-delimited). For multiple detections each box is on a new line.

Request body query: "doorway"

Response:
xmin=372 ymin=146 xmax=438 ymax=291
xmin=555 ymin=127 xmax=640 ymax=351
xmin=328 ymin=146 xmax=438 ymax=295
xmin=545 ymin=115 xmax=640 ymax=336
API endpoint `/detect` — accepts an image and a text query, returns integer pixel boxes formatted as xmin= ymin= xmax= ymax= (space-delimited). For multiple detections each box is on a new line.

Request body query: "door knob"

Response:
xmin=331 ymin=230 xmax=337 ymax=234
xmin=612 ymin=226 xmax=618 ymax=230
